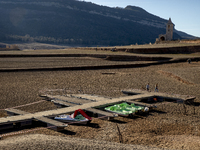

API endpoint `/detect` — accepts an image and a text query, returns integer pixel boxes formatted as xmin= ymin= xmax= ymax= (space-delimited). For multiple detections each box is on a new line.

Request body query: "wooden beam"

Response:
xmin=122 ymin=89 xmax=196 ymax=101
xmin=85 ymin=108 xmax=116 ymax=120
xmin=46 ymin=94 xmax=93 ymax=104
xmin=51 ymin=100 xmax=77 ymax=107
xmin=35 ymin=117 xmax=68 ymax=131
xmin=125 ymin=100 xmax=156 ymax=108
xmin=71 ymin=94 xmax=111 ymax=102
xmin=5 ymin=108 xmax=30 ymax=116
xmin=5 ymin=108 xmax=32 ymax=127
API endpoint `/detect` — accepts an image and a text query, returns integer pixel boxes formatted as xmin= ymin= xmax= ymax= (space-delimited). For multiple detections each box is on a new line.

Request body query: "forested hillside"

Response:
xmin=0 ymin=0 xmax=192 ymax=46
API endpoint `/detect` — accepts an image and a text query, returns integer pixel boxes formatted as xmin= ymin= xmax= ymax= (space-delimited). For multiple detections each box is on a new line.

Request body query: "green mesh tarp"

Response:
xmin=105 ymin=102 xmax=144 ymax=116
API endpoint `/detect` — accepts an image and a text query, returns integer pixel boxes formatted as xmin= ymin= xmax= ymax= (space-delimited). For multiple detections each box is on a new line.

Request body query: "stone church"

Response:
xmin=156 ymin=18 xmax=174 ymax=42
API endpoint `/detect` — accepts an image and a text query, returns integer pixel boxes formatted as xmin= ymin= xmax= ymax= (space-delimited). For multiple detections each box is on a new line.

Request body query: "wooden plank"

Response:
xmin=85 ymin=108 xmax=116 ymax=120
xmin=35 ymin=116 xmax=68 ymax=131
xmin=115 ymin=94 xmax=155 ymax=102
xmin=122 ymin=89 xmax=196 ymax=101
xmin=126 ymin=100 xmax=156 ymax=108
xmin=5 ymin=108 xmax=30 ymax=116
xmin=155 ymin=93 xmax=196 ymax=101
xmin=71 ymin=94 xmax=111 ymax=101
xmin=4 ymin=109 xmax=32 ymax=128
xmin=46 ymin=95 xmax=92 ymax=104
xmin=51 ymin=100 xmax=77 ymax=107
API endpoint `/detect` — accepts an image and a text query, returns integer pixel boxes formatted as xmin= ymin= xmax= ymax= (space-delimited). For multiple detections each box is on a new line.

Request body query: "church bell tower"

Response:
xmin=166 ymin=18 xmax=174 ymax=41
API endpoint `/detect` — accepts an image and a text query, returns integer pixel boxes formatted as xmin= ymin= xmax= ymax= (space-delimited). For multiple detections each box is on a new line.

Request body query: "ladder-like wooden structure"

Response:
xmin=0 ymin=89 xmax=195 ymax=132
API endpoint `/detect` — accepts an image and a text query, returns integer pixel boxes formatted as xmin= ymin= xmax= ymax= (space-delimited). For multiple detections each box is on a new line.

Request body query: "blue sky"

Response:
xmin=84 ymin=0 xmax=200 ymax=37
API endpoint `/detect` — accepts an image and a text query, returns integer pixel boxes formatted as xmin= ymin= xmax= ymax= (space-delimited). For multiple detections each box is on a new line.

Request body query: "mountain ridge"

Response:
xmin=0 ymin=0 xmax=196 ymax=46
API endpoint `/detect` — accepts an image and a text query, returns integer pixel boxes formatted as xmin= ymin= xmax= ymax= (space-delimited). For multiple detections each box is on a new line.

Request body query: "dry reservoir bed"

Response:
xmin=0 ymin=57 xmax=154 ymax=69
xmin=0 ymin=54 xmax=200 ymax=150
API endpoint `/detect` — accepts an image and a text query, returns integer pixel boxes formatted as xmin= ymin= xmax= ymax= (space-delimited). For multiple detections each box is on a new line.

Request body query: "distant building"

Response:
xmin=156 ymin=18 xmax=175 ymax=42
xmin=0 ymin=44 xmax=20 ymax=51
xmin=0 ymin=44 xmax=6 ymax=48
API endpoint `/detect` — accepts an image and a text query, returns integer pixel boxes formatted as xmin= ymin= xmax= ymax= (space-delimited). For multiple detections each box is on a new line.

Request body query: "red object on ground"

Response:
xmin=73 ymin=109 xmax=92 ymax=120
